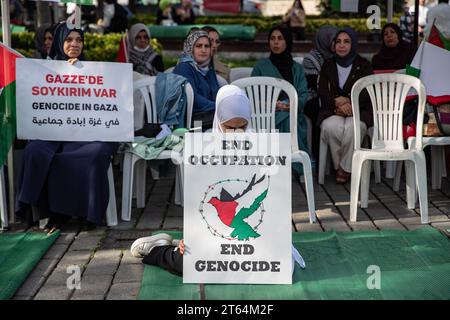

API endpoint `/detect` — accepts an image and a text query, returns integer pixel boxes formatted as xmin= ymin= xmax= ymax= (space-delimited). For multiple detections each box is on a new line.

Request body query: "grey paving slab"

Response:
xmin=113 ymin=263 xmax=144 ymax=284
xmin=372 ymin=219 xmax=406 ymax=230
xmin=13 ymin=295 xmax=33 ymax=300
xmin=106 ymin=282 xmax=141 ymax=300
xmin=43 ymin=244 xmax=69 ymax=260
xmin=55 ymin=250 xmax=92 ymax=270
xmin=55 ymin=232 xmax=77 ymax=245
xmin=70 ymin=275 xmax=113 ymax=299
xmin=83 ymin=250 xmax=122 ymax=276
xmin=162 ymin=216 xmax=183 ymax=229
xmin=121 ymin=250 xmax=144 ymax=265
xmin=34 ymin=285 xmax=72 ymax=300
xmin=14 ymin=276 xmax=46 ymax=297
xmin=28 ymin=258 xmax=59 ymax=279
xmin=294 ymin=222 xmax=324 ymax=232
xmin=69 ymin=236 xmax=102 ymax=251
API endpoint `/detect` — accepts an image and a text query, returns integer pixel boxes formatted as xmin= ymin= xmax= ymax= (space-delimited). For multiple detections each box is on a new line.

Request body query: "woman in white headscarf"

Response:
xmin=128 ymin=23 xmax=165 ymax=76
xmin=212 ymin=85 xmax=252 ymax=133
xmin=130 ymin=84 xmax=306 ymax=276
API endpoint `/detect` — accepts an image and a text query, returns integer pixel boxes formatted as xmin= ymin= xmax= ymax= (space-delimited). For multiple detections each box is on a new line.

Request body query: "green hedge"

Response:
xmin=130 ymin=14 xmax=399 ymax=33
xmin=9 ymin=32 xmax=162 ymax=62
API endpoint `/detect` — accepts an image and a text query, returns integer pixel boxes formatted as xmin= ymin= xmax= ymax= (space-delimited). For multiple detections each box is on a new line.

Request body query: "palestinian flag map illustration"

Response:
xmin=200 ymin=174 xmax=269 ymax=241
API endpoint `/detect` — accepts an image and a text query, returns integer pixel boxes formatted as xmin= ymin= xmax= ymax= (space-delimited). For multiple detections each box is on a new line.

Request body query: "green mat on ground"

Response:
xmin=0 ymin=231 xmax=59 ymax=300
xmin=138 ymin=227 xmax=450 ymax=300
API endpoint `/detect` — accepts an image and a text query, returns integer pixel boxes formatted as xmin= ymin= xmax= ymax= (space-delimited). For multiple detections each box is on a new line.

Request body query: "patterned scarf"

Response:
xmin=128 ymin=23 xmax=159 ymax=76
xmin=179 ymin=30 xmax=211 ymax=76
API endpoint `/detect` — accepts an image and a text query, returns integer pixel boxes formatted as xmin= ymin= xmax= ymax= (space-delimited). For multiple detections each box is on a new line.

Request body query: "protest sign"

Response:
xmin=183 ymin=132 xmax=292 ymax=284
xmin=16 ymin=59 xmax=134 ymax=142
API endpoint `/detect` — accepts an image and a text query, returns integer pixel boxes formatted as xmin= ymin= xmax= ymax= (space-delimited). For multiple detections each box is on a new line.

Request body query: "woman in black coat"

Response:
xmin=17 ymin=22 xmax=117 ymax=233
xmin=317 ymin=28 xmax=373 ymax=184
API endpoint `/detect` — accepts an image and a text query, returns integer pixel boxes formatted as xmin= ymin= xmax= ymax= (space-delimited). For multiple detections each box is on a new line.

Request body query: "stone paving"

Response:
xmin=7 ymin=160 xmax=450 ymax=300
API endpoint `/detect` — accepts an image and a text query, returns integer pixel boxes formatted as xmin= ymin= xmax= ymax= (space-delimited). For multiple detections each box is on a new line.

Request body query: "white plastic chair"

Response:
xmin=231 ymin=76 xmax=316 ymax=223
xmin=121 ymin=76 xmax=194 ymax=221
xmin=293 ymin=56 xmax=304 ymax=65
xmin=216 ymin=74 xmax=228 ymax=87
xmin=349 ymin=74 xmax=428 ymax=223
xmin=229 ymin=67 xmax=253 ymax=83
xmin=164 ymin=66 xmax=175 ymax=73
xmin=393 ymin=136 xmax=450 ymax=192
xmin=105 ymin=163 xmax=118 ymax=227
xmin=0 ymin=166 xmax=8 ymax=230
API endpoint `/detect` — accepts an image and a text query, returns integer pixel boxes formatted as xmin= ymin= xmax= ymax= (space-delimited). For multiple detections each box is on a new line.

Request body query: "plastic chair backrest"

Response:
xmin=351 ymin=73 xmax=426 ymax=151
xmin=216 ymin=74 xmax=228 ymax=87
xmin=133 ymin=76 xmax=194 ymax=128
xmin=231 ymin=76 xmax=299 ymax=152
xmin=229 ymin=67 xmax=253 ymax=83
xmin=293 ymin=56 xmax=304 ymax=65
xmin=164 ymin=66 xmax=175 ymax=73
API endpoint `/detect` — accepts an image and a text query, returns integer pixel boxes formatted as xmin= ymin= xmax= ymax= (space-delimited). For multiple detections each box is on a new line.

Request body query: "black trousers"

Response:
xmin=142 ymin=245 xmax=183 ymax=277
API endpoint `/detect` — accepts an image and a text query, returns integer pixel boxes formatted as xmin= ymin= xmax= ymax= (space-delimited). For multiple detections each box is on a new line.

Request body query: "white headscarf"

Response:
xmin=212 ymin=85 xmax=252 ymax=133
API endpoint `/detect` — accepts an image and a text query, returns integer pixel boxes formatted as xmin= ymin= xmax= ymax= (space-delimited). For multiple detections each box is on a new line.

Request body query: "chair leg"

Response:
xmin=121 ymin=153 xmax=138 ymax=221
xmin=350 ymin=153 xmax=363 ymax=222
xmin=297 ymin=151 xmax=316 ymax=223
xmin=0 ymin=166 xmax=8 ymax=230
xmin=405 ymin=160 xmax=417 ymax=209
xmin=360 ymin=160 xmax=371 ymax=208
xmin=105 ymin=164 xmax=118 ymax=227
xmin=431 ymin=146 xmax=443 ymax=190
xmin=318 ymin=132 xmax=328 ymax=185
xmin=135 ymin=160 xmax=147 ymax=209
xmin=393 ymin=161 xmax=403 ymax=192
xmin=374 ymin=160 xmax=381 ymax=184
xmin=415 ymin=153 xmax=429 ymax=224
xmin=385 ymin=161 xmax=396 ymax=179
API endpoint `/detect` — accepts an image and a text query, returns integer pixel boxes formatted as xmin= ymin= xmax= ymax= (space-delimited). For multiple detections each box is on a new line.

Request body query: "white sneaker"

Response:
xmin=130 ymin=233 xmax=173 ymax=258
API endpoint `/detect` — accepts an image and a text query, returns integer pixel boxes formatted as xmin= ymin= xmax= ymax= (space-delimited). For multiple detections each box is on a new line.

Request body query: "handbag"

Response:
xmin=432 ymin=102 xmax=450 ymax=136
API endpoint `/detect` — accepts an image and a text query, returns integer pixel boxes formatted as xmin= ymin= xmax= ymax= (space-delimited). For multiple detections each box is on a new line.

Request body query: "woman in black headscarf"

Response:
xmin=317 ymin=28 xmax=373 ymax=184
xmin=33 ymin=24 xmax=55 ymax=59
xmin=251 ymin=24 xmax=309 ymax=174
xmin=17 ymin=22 xmax=118 ymax=233
xmin=372 ymin=23 xmax=416 ymax=71
xmin=303 ymin=25 xmax=338 ymax=162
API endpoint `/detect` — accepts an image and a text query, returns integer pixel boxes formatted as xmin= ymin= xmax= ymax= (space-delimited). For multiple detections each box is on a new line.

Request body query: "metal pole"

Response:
xmin=413 ymin=0 xmax=420 ymax=50
xmin=387 ymin=0 xmax=394 ymax=23
xmin=1 ymin=0 xmax=15 ymax=225
xmin=1 ymin=0 xmax=11 ymax=46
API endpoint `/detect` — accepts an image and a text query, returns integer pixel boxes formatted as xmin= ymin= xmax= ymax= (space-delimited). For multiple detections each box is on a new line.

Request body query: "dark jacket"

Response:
xmin=173 ymin=62 xmax=219 ymax=113
xmin=317 ymin=55 xmax=374 ymax=128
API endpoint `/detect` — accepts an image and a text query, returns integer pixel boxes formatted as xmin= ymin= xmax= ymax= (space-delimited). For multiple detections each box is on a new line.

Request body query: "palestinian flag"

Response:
xmin=117 ymin=32 xmax=129 ymax=63
xmin=428 ymin=23 xmax=450 ymax=51
xmin=0 ymin=43 xmax=22 ymax=166
xmin=407 ymin=23 xmax=450 ymax=105
xmin=331 ymin=0 xmax=358 ymax=12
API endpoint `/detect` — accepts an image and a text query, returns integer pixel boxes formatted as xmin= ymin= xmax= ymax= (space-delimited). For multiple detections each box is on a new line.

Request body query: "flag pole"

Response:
xmin=387 ymin=0 xmax=393 ymax=23
xmin=1 ymin=0 xmax=15 ymax=228
xmin=413 ymin=0 xmax=419 ymax=50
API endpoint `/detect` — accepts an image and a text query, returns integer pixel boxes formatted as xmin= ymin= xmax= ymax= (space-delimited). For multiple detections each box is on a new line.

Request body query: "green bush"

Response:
xmin=9 ymin=32 xmax=163 ymax=62
xmin=129 ymin=13 xmax=399 ymax=33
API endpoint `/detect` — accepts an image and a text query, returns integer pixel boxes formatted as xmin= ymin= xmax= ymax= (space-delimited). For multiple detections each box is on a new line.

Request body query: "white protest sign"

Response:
xmin=16 ymin=59 xmax=134 ymax=142
xmin=183 ymin=132 xmax=292 ymax=284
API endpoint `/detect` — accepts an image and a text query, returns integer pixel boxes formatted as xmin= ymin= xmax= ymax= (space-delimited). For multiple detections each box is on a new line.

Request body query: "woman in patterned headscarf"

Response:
xmin=173 ymin=30 xmax=220 ymax=130
xmin=128 ymin=23 xmax=164 ymax=76
xmin=17 ymin=22 xmax=118 ymax=233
